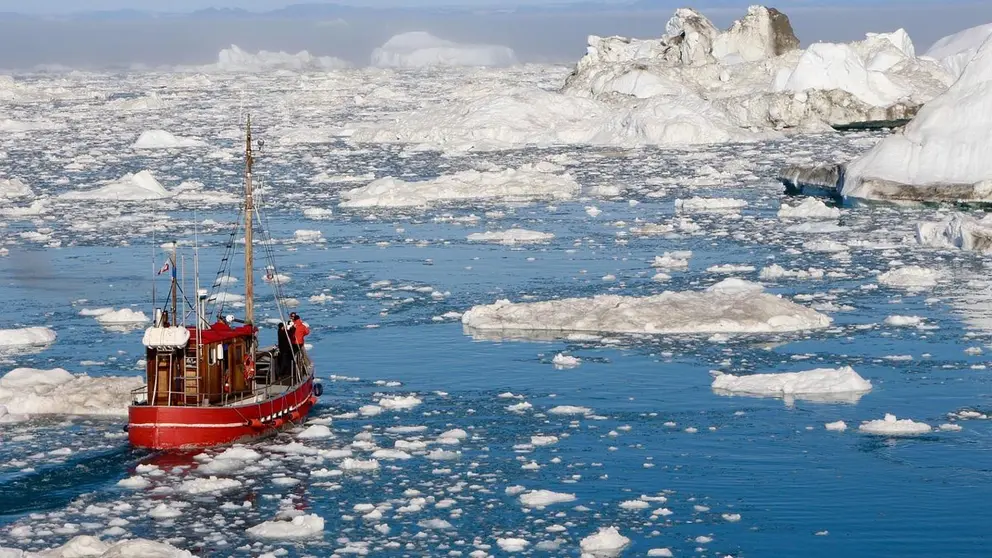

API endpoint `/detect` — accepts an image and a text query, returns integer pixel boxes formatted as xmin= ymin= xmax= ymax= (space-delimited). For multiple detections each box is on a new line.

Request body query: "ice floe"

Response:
xmin=133 ymin=130 xmax=206 ymax=149
xmin=580 ymin=526 xmax=630 ymax=557
xmin=467 ymin=229 xmax=555 ymax=245
xmin=777 ymin=198 xmax=841 ymax=220
xmin=0 ymin=367 xmax=142 ymax=417
xmin=462 ymin=279 xmax=830 ymax=339
xmin=339 ymin=163 xmax=579 ymax=208
xmin=877 ymin=266 xmax=939 ymax=289
xmin=246 ymin=514 xmax=325 ymax=539
xmin=0 ymin=536 xmax=195 ymax=557
xmin=371 ymin=31 xmax=517 ymax=68
xmin=61 ymin=170 xmax=171 ymax=201
xmin=711 ymin=366 xmax=872 ymax=403
xmin=859 ymin=414 xmax=932 ymax=435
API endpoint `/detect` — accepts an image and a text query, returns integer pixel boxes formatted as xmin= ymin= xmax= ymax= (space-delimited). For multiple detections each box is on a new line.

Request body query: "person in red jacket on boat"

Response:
xmin=289 ymin=312 xmax=310 ymax=373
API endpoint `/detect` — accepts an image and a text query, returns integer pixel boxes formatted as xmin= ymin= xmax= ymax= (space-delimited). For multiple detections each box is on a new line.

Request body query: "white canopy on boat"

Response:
xmin=142 ymin=326 xmax=190 ymax=349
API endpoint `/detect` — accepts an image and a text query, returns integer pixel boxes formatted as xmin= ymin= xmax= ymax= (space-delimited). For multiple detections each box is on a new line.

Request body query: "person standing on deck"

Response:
xmin=277 ymin=322 xmax=294 ymax=380
xmin=289 ymin=312 xmax=310 ymax=370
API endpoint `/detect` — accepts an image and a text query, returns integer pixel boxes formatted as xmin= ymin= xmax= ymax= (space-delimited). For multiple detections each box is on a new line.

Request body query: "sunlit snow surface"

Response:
xmin=0 ymin=66 xmax=990 ymax=557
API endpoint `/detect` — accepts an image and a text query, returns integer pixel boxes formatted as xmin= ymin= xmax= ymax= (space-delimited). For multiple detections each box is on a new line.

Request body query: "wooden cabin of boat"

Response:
xmin=141 ymin=316 xmax=257 ymax=407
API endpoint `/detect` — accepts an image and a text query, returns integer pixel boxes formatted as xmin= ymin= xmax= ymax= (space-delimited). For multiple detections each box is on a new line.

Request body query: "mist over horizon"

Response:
xmin=0 ymin=2 xmax=990 ymax=70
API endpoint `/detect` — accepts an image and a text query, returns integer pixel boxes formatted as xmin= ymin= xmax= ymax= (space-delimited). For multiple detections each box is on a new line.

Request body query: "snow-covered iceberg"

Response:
xmin=212 ymin=45 xmax=349 ymax=72
xmin=840 ymin=30 xmax=992 ymax=201
xmin=0 ymin=367 xmax=143 ymax=418
xmin=462 ymin=279 xmax=831 ymax=340
xmin=371 ymin=31 xmax=517 ymax=68
xmin=339 ymin=163 xmax=580 ymax=208
xmin=60 ymin=170 xmax=171 ymax=201
xmin=134 ymin=129 xmax=207 ymax=149
xmin=712 ymin=366 xmax=872 ymax=403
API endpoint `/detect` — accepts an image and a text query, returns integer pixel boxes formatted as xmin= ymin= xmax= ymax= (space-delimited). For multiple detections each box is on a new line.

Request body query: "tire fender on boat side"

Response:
xmin=313 ymin=383 xmax=324 ymax=397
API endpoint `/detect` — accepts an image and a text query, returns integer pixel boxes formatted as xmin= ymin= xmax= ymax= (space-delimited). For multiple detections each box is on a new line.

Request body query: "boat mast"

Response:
xmin=244 ymin=115 xmax=255 ymax=326
xmin=169 ymin=244 xmax=177 ymax=326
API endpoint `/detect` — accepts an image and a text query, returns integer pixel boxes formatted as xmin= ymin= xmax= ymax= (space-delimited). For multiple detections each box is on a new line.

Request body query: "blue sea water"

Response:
xmin=0 ymin=70 xmax=990 ymax=557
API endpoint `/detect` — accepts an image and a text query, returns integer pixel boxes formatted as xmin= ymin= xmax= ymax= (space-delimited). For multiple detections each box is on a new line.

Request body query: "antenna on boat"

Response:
xmin=244 ymin=114 xmax=255 ymax=326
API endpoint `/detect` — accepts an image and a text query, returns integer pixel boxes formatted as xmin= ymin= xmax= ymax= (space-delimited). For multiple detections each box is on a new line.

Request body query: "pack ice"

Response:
xmin=462 ymin=279 xmax=831 ymax=338
xmin=372 ymin=31 xmax=517 ymax=68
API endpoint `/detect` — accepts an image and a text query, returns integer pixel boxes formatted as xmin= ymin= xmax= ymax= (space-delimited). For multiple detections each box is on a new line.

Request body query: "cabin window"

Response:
xmin=208 ymin=344 xmax=217 ymax=365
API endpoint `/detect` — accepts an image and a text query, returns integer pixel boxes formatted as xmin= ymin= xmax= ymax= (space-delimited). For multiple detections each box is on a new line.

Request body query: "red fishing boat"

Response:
xmin=127 ymin=116 xmax=320 ymax=450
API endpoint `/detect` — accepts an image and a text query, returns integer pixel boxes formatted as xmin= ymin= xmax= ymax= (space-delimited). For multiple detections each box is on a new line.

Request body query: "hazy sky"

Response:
xmin=3 ymin=0 xmax=627 ymax=12
xmin=0 ymin=0 xmax=989 ymax=69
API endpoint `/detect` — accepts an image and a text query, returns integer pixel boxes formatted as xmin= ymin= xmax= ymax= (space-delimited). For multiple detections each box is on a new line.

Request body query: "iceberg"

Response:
xmin=372 ymin=31 xmax=517 ymax=68
xmin=859 ymin=414 xmax=932 ymax=435
xmin=61 ymin=170 xmax=171 ymax=201
xmin=462 ymin=279 xmax=831 ymax=339
xmin=339 ymin=163 xmax=579 ymax=208
xmin=841 ymin=31 xmax=992 ymax=201
xmin=711 ymin=366 xmax=872 ymax=403
xmin=213 ymin=45 xmax=349 ymax=72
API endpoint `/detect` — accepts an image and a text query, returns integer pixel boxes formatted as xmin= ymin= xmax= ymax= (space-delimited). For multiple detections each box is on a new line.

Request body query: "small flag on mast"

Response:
xmin=157 ymin=262 xmax=170 ymax=275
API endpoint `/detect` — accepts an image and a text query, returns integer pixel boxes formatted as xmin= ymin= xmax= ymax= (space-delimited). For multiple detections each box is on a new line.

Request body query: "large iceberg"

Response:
xmin=462 ymin=279 xmax=831 ymax=339
xmin=212 ymin=45 xmax=349 ymax=72
xmin=351 ymin=6 xmax=955 ymax=150
xmin=562 ymin=6 xmax=949 ymax=130
xmin=841 ymin=30 xmax=992 ymax=201
xmin=372 ymin=31 xmax=517 ymax=68
xmin=339 ymin=163 xmax=580 ymax=208
xmin=61 ymin=170 xmax=172 ymax=201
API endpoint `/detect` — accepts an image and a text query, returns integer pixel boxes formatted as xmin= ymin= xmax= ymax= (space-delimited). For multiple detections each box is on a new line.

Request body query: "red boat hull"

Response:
xmin=128 ymin=379 xmax=316 ymax=450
